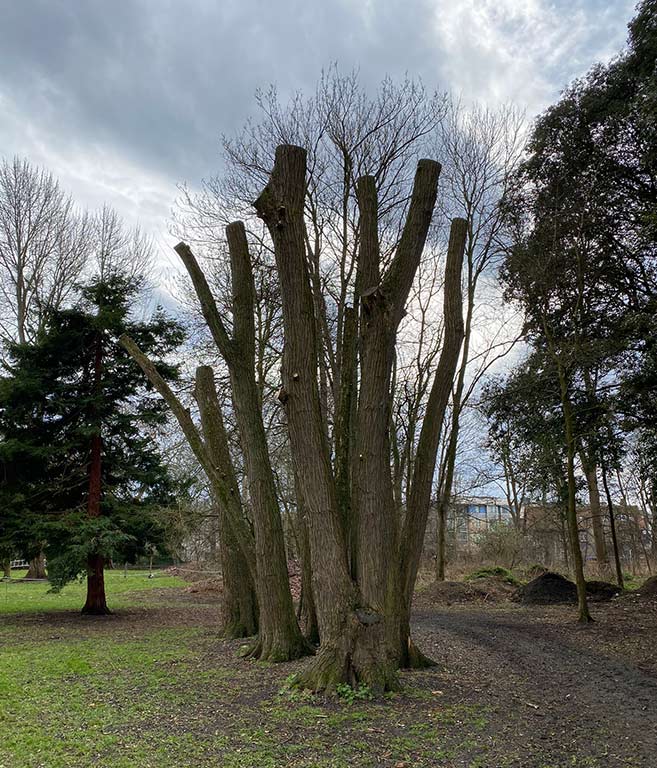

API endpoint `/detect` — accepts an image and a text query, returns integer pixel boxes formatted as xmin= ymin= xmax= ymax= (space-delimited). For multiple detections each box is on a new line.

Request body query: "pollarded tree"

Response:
xmin=255 ymin=145 xmax=465 ymax=689
xmin=174 ymin=70 xmax=446 ymax=453
xmin=127 ymin=140 xmax=465 ymax=690
xmin=123 ymin=222 xmax=308 ymax=660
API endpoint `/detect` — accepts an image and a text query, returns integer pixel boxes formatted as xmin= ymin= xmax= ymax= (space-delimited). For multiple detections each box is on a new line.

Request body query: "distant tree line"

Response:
xmin=483 ymin=0 xmax=657 ymax=620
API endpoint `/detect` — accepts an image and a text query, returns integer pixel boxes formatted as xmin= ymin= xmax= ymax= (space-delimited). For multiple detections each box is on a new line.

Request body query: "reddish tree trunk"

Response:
xmin=83 ymin=552 xmax=109 ymax=615
xmin=82 ymin=334 xmax=110 ymax=615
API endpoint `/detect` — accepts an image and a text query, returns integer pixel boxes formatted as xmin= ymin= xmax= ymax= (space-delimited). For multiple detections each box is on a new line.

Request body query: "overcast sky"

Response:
xmin=0 ymin=0 xmax=636 ymax=273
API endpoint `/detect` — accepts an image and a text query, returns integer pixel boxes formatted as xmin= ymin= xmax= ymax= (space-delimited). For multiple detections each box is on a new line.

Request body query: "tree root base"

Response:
xmin=289 ymin=608 xmax=403 ymax=694
xmin=291 ymin=643 xmax=400 ymax=694
xmin=402 ymin=638 xmax=438 ymax=669
xmin=81 ymin=605 xmax=112 ymax=616
xmin=222 ymin=622 xmax=257 ymax=640
xmin=238 ymin=633 xmax=314 ymax=663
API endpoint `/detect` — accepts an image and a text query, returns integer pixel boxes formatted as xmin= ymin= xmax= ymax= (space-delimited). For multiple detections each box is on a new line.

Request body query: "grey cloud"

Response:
xmin=0 ymin=0 xmax=636 ymax=224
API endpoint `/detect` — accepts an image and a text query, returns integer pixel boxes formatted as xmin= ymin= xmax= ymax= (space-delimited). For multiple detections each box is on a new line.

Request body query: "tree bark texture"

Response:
xmin=195 ymin=365 xmax=259 ymax=638
xmin=25 ymin=552 xmax=47 ymax=579
xmin=560 ymin=385 xmax=592 ymax=623
xmin=354 ymin=164 xmax=441 ymax=661
xmin=580 ymin=455 xmax=610 ymax=573
xmin=255 ymin=145 xmax=392 ymax=691
xmin=398 ymin=217 xmax=466 ymax=665
xmin=82 ymin=332 xmax=110 ymax=615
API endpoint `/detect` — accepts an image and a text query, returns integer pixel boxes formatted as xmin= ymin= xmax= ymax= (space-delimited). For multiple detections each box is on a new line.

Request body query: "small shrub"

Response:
xmin=335 ymin=682 xmax=373 ymax=704
xmin=276 ymin=673 xmax=315 ymax=701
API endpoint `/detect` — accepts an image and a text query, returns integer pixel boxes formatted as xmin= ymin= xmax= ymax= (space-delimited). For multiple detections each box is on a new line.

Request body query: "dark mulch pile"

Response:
xmin=514 ymin=571 xmax=620 ymax=605
xmin=514 ymin=571 xmax=577 ymax=604
xmin=639 ymin=574 xmax=657 ymax=597
xmin=419 ymin=575 xmax=517 ymax=606
xmin=586 ymin=579 xmax=622 ymax=601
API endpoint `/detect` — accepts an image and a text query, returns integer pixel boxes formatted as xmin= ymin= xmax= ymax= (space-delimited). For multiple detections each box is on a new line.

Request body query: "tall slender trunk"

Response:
xmin=297 ymin=503 xmax=320 ymax=645
xmin=3 ymin=559 xmax=11 ymax=579
xmin=217 ymin=496 xmax=258 ymax=637
xmin=435 ymin=440 xmax=455 ymax=581
xmin=175 ymin=229 xmax=308 ymax=662
xmin=334 ymin=306 xmax=358 ymax=572
xmin=229 ymin=367 xmax=308 ymax=660
xmin=560 ymin=383 xmax=592 ymax=623
xmin=600 ymin=458 xmax=624 ymax=589
xmin=560 ymin=509 xmax=570 ymax=571
xmin=194 ymin=366 xmax=260 ymax=639
xmin=82 ymin=332 xmax=110 ymax=616
xmin=398 ymin=218 xmax=466 ymax=666
xmin=580 ymin=455 xmax=610 ymax=573
xmin=435 ymin=289 xmax=473 ymax=580
xmin=353 ymin=164 xmax=442 ymax=663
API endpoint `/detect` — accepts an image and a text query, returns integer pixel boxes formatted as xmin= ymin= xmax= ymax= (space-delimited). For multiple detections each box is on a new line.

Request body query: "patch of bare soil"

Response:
xmin=413 ymin=597 xmax=657 ymax=766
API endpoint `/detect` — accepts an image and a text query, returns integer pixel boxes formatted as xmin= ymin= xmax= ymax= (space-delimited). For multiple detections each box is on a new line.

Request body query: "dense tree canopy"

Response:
xmin=0 ymin=276 xmax=185 ymax=608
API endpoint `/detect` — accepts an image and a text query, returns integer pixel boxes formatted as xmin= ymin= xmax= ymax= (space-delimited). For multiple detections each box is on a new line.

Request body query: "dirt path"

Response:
xmin=414 ymin=606 xmax=657 ymax=766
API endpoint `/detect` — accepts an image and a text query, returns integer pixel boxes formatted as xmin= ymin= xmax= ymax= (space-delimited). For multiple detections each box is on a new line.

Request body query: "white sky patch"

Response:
xmin=0 ymin=86 xmax=184 ymax=289
xmin=432 ymin=0 xmax=635 ymax=114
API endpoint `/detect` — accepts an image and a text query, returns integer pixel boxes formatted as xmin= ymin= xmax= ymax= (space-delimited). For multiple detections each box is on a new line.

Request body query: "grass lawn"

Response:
xmin=0 ymin=569 xmax=185 ymax=614
xmin=0 ymin=572 xmax=493 ymax=768
xmin=1 ymin=571 xmax=655 ymax=767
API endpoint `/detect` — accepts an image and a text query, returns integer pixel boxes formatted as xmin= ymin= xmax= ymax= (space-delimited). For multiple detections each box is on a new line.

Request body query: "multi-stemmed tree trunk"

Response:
xmin=196 ymin=366 xmax=258 ymax=637
xmin=123 ymin=224 xmax=307 ymax=660
xmin=127 ymin=141 xmax=465 ymax=689
xmin=255 ymin=145 xmax=466 ymax=689
xmin=24 ymin=552 xmax=47 ymax=579
xmin=173 ymin=225 xmax=308 ymax=661
xmin=120 ymin=338 xmax=260 ymax=639
xmin=256 ymin=145 xmax=381 ymax=690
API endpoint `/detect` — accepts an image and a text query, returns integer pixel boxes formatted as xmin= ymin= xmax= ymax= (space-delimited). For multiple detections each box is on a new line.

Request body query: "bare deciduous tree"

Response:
xmin=432 ymin=102 xmax=525 ymax=580
xmin=0 ymin=157 xmax=89 ymax=345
